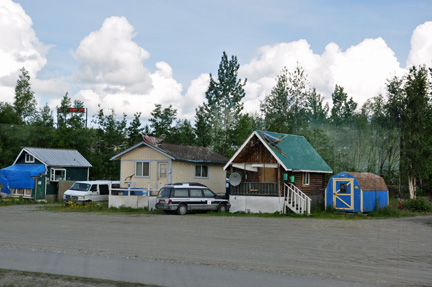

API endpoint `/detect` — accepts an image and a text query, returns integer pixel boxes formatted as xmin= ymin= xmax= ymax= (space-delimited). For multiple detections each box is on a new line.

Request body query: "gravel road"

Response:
xmin=1 ymin=205 xmax=431 ymax=286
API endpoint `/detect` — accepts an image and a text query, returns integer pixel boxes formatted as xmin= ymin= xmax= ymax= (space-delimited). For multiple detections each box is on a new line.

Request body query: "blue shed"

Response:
xmin=325 ymin=172 xmax=389 ymax=212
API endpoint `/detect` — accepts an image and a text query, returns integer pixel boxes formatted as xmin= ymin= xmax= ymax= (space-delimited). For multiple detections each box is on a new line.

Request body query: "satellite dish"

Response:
xmin=229 ymin=172 xmax=242 ymax=186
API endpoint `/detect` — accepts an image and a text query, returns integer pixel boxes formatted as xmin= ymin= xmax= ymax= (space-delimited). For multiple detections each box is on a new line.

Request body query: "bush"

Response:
xmin=402 ymin=198 xmax=432 ymax=212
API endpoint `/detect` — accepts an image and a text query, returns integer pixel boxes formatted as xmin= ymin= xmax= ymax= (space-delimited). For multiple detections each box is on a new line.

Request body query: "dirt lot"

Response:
xmin=1 ymin=205 xmax=431 ymax=287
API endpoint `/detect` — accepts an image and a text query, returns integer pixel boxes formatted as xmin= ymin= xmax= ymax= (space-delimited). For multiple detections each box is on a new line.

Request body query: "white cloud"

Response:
xmin=407 ymin=21 xmax=432 ymax=67
xmin=240 ymin=38 xmax=404 ymax=113
xmin=0 ymin=0 xmax=50 ymax=103
xmin=74 ymin=16 xmax=152 ymax=93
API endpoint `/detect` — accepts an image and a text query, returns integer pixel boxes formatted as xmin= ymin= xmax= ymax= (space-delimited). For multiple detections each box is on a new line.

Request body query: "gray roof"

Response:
xmin=111 ymin=141 xmax=228 ymax=164
xmin=16 ymin=147 xmax=92 ymax=168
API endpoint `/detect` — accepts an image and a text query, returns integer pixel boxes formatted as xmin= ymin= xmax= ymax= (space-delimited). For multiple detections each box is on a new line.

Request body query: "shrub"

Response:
xmin=402 ymin=198 xmax=432 ymax=212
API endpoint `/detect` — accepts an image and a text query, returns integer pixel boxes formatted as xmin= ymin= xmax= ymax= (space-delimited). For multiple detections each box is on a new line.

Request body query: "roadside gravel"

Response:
xmin=1 ymin=205 xmax=431 ymax=286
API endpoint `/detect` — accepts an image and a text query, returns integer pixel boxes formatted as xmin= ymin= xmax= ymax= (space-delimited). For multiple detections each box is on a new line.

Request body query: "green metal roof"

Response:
xmin=255 ymin=130 xmax=333 ymax=173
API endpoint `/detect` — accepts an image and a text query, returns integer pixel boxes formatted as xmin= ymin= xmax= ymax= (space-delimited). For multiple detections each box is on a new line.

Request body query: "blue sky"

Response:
xmin=1 ymin=0 xmax=432 ymax=120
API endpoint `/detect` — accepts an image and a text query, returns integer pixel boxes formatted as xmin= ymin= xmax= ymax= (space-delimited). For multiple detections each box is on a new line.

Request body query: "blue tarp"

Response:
xmin=0 ymin=164 xmax=46 ymax=194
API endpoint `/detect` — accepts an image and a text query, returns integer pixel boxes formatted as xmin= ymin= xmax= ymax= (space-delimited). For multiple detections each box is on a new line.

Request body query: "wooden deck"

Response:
xmin=231 ymin=182 xmax=278 ymax=196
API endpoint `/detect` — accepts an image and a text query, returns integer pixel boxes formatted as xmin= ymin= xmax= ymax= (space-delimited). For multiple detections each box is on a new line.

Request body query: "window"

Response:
xmin=173 ymin=189 xmax=188 ymax=197
xmin=136 ymin=161 xmax=150 ymax=177
xmin=340 ymin=183 xmax=348 ymax=193
xmin=50 ymin=168 xmax=66 ymax=182
xmin=203 ymin=189 xmax=215 ymax=198
xmin=190 ymin=189 xmax=203 ymax=197
xmin=99 ymin=184 xmax=109 ymax=195
xmin=302 ymin=172 xmax=310 ymax=186
xmin=160 ymin=163 xmax=167 ymax=178
xmin=25 ymin=154 xmax=34 ymax=163
xmin=195 ymin=165 xmax=208 ymax=178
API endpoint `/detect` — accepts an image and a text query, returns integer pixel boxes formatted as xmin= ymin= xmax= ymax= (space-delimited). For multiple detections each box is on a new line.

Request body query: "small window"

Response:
xmin=302 ymin=172 xmax=310 ymax=186
xmin=203 ymin=189 xmax=215 ymax=198
xmin=173 ymin=189 xmax=188 ymax=197
xmin=25 ymin=154 xmax=34 ymax=163
xmin=90 ymin=185 xmax=97 ymax=192
xmin=190 ymin=189 xmax=203 ymax=197
xmin=195 ymin=165 xmax=208 ymax=178
xmin=50 ymin=168 xmax=66 ymax=182
xmin=136 ymin=161 xmax=150 ymax=177
xmin=99 ymin=185 xmax=109 ymax=195
xmin=340 ymin=183 xmax=348 ymax=193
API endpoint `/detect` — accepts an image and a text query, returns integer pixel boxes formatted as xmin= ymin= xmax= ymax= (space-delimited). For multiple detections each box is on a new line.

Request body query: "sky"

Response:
xmin=1 ymin=0 xmax=432 ymax=123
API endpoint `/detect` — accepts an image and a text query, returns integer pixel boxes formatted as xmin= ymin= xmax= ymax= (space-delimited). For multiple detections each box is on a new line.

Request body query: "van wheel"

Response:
xmin=217 ymin=204 xmax=227 ymax=212
xmin=177 ymin=204 xmax=187 ymax=215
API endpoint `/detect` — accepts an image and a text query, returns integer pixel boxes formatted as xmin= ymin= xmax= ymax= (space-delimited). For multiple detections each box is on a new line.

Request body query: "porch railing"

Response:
xmin=231 ymin=182 xmax=278 ymax=196
xmin=284 ymin=183 xmax=311 ymax=215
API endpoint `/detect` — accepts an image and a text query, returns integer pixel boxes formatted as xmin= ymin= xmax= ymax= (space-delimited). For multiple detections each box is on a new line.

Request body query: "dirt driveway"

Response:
xmin=1 ymin=205 xmax=431 ymax=286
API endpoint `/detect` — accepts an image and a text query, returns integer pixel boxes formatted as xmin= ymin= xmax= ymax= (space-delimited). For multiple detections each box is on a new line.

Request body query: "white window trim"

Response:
xmin=25 ymin=154 xmax=35 ymax=163
xmin=135 ymin=161 xmax=150 ymax=178
xmin=195 ymin=165 xmax=209 ymax=179
xmin=50 ymin=168 xmax=66 ymax=182
xmin=303 ymin=172 xmax=310 ymax=186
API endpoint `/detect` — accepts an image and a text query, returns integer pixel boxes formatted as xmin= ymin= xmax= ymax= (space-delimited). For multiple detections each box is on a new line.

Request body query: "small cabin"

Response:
xmin=325 ymin=172 xmax=389 ymax=212
xmin=0 ymin=147 xmax=91 ymax=201
xmin=224 ymin=130 xmax=333 ymax=214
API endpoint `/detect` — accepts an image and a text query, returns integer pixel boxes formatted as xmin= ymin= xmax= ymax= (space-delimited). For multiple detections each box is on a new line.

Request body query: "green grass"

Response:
xmin=17 ymin=196 xmax=432 ymax=220
xmin=39 ymin=201 xmax=425 ymax=219
xmin=0 ymin=196 xmax=44 ymax=206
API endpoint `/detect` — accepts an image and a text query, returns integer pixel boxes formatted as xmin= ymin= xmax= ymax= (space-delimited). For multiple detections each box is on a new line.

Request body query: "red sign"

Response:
xmin=68 ymin=108 xmax=85 ymax=113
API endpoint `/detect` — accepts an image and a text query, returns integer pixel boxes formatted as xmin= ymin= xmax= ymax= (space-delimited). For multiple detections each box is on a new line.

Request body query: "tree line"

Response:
xmin=1 ymin=56 xmax=431 ymax=198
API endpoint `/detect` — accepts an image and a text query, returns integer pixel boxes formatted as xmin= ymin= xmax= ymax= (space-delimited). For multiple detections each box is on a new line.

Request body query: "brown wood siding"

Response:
xmin=233 ymin=136 xmax=277 ymax=164
xmin=291 ymin=172 xmax=324 ymax=196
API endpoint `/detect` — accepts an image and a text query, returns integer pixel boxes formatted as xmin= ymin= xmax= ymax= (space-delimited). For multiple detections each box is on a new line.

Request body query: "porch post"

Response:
xmin=277 ymin=164 xmax=281 ymax=197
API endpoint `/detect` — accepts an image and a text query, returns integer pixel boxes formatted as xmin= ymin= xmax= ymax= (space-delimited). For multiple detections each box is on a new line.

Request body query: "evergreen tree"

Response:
xmin=13 ymin=67 xmax=37 ymax=123
xmin=401 ymin=66 xmax=432 ymax=198
xmin=194 ymin=105 xmax=211 ymax=147
xmin=202 ymin=51 xmax=247 ymax=156
xmin=126 ymin=112 xmax=144 ymax=146
xmin=330 ymin=85 xmax=357 ymax=125
xmin=260 ymin=66 xmax=310 ymax=133
xmin=149 ymin=104 xmax=177 ymax=142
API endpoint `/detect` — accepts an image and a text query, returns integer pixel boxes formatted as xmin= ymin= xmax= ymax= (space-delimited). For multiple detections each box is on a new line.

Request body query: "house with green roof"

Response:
xmin=224 ymin=130 xmax=332 ymax=214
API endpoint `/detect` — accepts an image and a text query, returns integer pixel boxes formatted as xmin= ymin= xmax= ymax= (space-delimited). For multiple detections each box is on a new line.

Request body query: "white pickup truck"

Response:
xmin=63 ymin=181 xmax=120 ymax=204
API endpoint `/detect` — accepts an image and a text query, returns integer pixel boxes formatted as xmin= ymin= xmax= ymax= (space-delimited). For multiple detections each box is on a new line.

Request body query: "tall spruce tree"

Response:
xmin=13 ymin=67 xmax=37 ymax=123
xmin=202 ymin=51 xmax=246 ymax=156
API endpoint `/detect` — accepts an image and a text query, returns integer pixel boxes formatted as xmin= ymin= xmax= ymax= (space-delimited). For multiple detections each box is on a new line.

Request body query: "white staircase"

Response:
xmin=284 ymin=183 xmax=311 ymax=215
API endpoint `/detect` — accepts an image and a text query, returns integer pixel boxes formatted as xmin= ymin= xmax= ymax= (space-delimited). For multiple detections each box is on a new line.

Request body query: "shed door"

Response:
xmin=333 ymin=178 xmax=354 ymax=210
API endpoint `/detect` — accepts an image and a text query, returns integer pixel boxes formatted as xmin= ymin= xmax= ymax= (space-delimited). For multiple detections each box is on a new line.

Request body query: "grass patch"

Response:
xmin=39 ymin=197 xmax=431 ymax=220
xmin=0 ymin=268 xmax=159 ymax=287
xmin=0 ymin=196 xmax=44 ymax=206
xmin=41 ymin=201 xmax=165 ymax=215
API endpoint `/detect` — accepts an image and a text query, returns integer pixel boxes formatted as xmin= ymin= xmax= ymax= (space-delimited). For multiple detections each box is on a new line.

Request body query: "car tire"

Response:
xmin=217 ymin=203 xmax=227 ymax=213
xmin=177 ymin=204 xmax=187 ymax=215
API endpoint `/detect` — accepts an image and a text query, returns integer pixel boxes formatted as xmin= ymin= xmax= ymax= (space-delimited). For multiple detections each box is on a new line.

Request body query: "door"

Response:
xmin=333 ymin=178 xmax=354 ymax=211
xmin=34 ymin=176 xmax=45 ymax=200
xmin=158 ymin=162 xmax=169 ymax=188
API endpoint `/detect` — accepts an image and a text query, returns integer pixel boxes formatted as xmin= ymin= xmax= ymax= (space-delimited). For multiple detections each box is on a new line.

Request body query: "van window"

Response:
xmin=90 ymin=185 xmax=97 ymax=192
xmin=158 ymin=187 xmax=172 ymax=198
xmin=173 ymin=189 xmax=188 ymax=198
xmin=190 ymin=189 xmax=203 ymax=197
xmin=203 ymin=189 xmax=215 ymax=198
xmin=99 ymin=185 xmax=109 ymax=195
